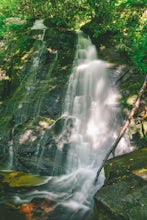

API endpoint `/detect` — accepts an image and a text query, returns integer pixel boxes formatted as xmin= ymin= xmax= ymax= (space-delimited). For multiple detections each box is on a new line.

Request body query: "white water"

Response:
xmin=31 ymin=19 xmax=47 ymax=30
xmin=58 ymin=31 xmax=132 ymax=172
xmin=36 ymin=31 xmax=132 ymax=218
xmin=7 ymin=140 xmax=14 ymax=170
xmin=6 ymin=31 xmax=133 ymax=219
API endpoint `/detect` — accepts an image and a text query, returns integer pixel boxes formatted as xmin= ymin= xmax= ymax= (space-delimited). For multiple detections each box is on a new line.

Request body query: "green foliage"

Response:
xmin=86 ymin=0 xmax=146 ymax=75
xmin=0 ymin=0 xmax=18 ymax=17
xmin=117 ymin=0 xmax=146 ymax=7
xmin=114 ymin=1 xmax=147 ymax=75
xmin=85 ymin=0 xmax=117 ymax=37
xmin=0 ymin=17 xmax=5 ymax=38
xmin=0 ymin=0 xmax=146 ymax=75
xmin=0 ymin=0 xmax=89 ymax=29
xmin=47 ymin=0 xmax=89 ymax=29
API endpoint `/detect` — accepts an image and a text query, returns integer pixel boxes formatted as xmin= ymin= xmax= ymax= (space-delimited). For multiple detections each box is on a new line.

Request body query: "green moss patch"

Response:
xmin=0 ymin=170 xmax=48 ymax=187
xmin=104 ymin=147 xmax=147 ymax=184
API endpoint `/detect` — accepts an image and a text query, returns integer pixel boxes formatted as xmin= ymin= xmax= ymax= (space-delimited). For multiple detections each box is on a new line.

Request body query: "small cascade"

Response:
xmin=30 ymin=20 xmax=47 ymax=82
xmin=7 ymin=140 xmax=14 ymax=170
xmin=2 ymin=19 xmax=58 ymax=170
xmin=31 ymin=19 xmax=48 ymax=31
xmin=5 ymin=126 xmax=16 ymax=170
xmin=9 ymin=19 xmax=49 ymax=126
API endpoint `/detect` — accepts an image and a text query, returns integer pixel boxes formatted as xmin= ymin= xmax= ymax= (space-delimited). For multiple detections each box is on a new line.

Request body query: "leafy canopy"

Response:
xmin=0 ymin=0 xmax=146 ymax=74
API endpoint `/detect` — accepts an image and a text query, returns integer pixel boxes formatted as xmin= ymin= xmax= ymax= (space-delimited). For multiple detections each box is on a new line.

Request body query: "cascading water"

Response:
xmin=43 ymin=31 xmax=132 ymax=219
xmin=1 ymin=30 xmax=133 ymax=220
xmin=57 ymin=31 xmax=131 ymax=174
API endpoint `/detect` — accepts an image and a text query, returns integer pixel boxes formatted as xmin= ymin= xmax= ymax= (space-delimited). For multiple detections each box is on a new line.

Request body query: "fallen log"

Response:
xmin=94 ymin=74 xmax=147 ymax=184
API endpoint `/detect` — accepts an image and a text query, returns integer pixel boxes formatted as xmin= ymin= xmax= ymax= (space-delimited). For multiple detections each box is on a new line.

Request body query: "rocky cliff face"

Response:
xmin=0 ymin=19 xmax=76 ymax=175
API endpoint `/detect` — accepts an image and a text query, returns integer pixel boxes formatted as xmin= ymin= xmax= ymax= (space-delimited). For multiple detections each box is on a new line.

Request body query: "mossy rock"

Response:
xmin=52 ymin=116 xmax=66 ymax=135
xmin=0 ymin=171 xmax=48 ymax=187
xmin=94 ymin=179 xmax=147 ymax=220
xmin=104 ymin=147 xmax=147 ymax=184
xmin=94 ymin=148 xmax=147 ymax=220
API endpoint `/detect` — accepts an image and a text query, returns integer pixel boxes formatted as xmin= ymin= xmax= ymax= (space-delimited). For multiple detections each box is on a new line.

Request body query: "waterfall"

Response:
xmin=1 ymin=30 xmax=133 ymax=220
xmin=20 ymin=31 xmax=132 ymax=219
xmin=29 ymin=31 xmax=132 ymax=219
xmin=57 ymin=31 xmax=131 ymax=174
xmin=7 ymin=140 xmax=14 ymax=170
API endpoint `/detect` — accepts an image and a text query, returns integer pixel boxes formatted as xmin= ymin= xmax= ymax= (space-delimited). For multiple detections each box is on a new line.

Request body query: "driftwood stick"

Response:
xmin=94 ymin=74 xmax=147 ymax=184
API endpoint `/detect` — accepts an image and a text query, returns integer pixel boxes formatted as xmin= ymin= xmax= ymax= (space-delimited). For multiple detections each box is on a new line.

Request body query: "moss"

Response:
xmin=104 ymin=147 xmax=147 ymax=184
xmin=94 ymin=178 xmax=147 ymax=220
xmin=53 ymin=117 xmax=66 ymax=135
xmin=0 ymin=171 xmax=48 ymax=187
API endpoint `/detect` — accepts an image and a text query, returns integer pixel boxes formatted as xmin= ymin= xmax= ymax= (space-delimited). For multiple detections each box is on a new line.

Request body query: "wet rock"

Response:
xmin=0 ymin=24 xmax=76 ymax=175
xmin=19 ymin=197 xmax=56 ymax=219
xmin=94 ymin=147 xmax=147 ymax=220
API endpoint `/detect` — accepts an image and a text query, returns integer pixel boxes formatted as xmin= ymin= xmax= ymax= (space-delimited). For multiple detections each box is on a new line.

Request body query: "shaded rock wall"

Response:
xmin=0 ymin=22 xmax=76 ymax=175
